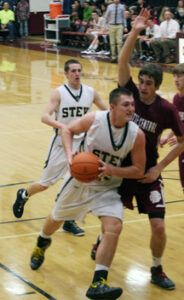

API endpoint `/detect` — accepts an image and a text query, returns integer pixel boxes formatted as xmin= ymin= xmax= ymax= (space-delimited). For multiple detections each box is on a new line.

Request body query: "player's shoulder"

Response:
xmin=82 ymin=83 xmax=94 ymax=92
xmin=156 ymin=94 xmax=175 ymax=110
xmin=129 ymin=120 xmax=139 ymax=130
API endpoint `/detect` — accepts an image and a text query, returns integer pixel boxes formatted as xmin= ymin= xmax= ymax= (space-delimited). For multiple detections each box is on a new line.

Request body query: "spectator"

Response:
xmin=158 ymin=6 xmax=170 ymax=23
xmin=0 ymin=2 xmax=15 ymax=42
xmin=137 ymin=17 xmax=161 ymax=61
xmin=105 ymin=0 xmax=125 ymax=63
xmin=150 ymin=10 xmax=180 ymax=63
xmin=0 ymin=0 xmax=16 ymax=11
xmin=174 ymin=0 xmax=184 ymax=30
xmin=16 ymin=0 xmax=29 ymax=38
xmin=132 ymin=0 xmax=147 ymax=14
xmin=83 ymin=1 xmax=93 ymax=22
xmin=63 ymin=0 xmax=72 ymax=14
xmin=81 ymin=10 xmax=107 ymax=54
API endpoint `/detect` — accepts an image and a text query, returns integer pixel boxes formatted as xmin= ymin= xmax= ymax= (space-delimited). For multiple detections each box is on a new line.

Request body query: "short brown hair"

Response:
xmin=173 ymin=64 xmax=184 ymax=75
xmin=64 ymin=59 xmax=82 ymax=72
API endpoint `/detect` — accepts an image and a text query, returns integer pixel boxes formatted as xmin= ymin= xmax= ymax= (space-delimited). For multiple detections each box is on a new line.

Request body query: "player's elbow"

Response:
xmin=41 ymin=114 xmax=47 ymax=124
xmin=135 ymin=168 xmax=145 ymax=178
xmin=134 ymin=162 xmax=145 ymax=178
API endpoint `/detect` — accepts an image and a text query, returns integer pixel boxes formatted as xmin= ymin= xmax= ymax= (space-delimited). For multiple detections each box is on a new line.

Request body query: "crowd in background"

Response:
xmin=0 ymin=0 xmax=29 ymax=41
xmin=63 ymin=0 xmax=184 ymax=63
xmin=1 ymin=0 xmax=184 ymax=63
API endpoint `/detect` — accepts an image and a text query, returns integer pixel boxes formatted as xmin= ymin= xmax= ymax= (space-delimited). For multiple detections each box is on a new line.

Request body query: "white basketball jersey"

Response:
xmin=56 ymin=83 xmax=94 ymax=125
xmin=84 ymin=111 xmax=139 ymax=187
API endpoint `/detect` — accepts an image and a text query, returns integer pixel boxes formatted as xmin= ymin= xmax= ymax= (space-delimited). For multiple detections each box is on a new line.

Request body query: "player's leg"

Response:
xmin=30 ymin=214 xmax=63 ymax=270
xmin=142 ymin=178 xmax=175 ymax=290
xmin=13 ymin=183 xmax=48 ymax=218
xmin=86 ymin=192 xmax=123 ymax=299
xmin=90 ymin=179 xmax=134 ymax=260
xmin=12 ymin=135 xmax=64 ymax=218
xmin=30 ymin=176 xmax=84 ymax=270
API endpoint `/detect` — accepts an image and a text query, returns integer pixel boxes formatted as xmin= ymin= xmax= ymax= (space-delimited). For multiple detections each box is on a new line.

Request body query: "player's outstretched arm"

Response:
xmin=118 ymin=9 xmax=149 ymax=87
xmin=141 ymin=136 xmax=184 ymax=183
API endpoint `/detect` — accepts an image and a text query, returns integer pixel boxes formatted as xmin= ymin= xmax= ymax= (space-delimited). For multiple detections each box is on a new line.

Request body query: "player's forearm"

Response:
xmin=41 ymin=113 xmax=64 ymax=129
xmin=157 ymin=141 xmax=184 ymax=172
xmin=62 ymin=127 xmax=73 ymax=163
xmin=110 ymin=164 xmax=145 ymax=179
xmin=119 ymin=28 xmax=140 ymax=65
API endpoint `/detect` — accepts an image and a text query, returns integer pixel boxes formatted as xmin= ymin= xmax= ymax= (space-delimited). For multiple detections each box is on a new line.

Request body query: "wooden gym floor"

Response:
xmin=0 ymin=38 xmax=183 ymax=300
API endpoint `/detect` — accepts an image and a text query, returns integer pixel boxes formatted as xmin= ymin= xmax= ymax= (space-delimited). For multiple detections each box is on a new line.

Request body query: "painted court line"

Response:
xmin=0 ymin=212 xmax=184 ymax=241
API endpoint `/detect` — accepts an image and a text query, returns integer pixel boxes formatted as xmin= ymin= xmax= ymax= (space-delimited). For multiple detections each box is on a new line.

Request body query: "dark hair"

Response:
xmin=64 ymin=59 xmax=82 ymax=72
xmin=109 ymin=87 xmax=133 ymax=104
xmin=138 ymin=63 xmax=163 ymax=87
xmin=173 ymin=63 xmax=184 ymax=75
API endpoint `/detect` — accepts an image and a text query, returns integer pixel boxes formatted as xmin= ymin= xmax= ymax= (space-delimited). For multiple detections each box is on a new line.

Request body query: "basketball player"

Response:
xmin=117 ymin=9 xmax=184 ymax=290
xmin=29 ymin=87 xmax=146 ymax=300
xmin=91 ymin=9 xmax=184 ymax=290
xmin=160 ymin=63 xmax=184 ymax=192
xmin=12 ymin=59 xmax=107 ymax=236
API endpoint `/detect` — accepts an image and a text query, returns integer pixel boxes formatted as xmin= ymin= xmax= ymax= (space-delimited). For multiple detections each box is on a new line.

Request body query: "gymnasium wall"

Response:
xmin=29 ymin=0 xmax=50 ymax=35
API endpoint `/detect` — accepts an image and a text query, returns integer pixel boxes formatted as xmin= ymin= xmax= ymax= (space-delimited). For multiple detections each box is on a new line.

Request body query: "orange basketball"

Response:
xmin=71 ymin=152 xmax=100 ymax=183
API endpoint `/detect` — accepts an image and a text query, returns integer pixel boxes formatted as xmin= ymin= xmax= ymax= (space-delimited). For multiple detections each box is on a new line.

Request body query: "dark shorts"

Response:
xmin=118 ymin=176 xmax=165 ymax=218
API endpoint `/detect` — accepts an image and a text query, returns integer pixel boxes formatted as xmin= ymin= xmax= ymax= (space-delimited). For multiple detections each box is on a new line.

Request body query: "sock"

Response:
xmin=40 ymin=230 xmax=52 ymax=240
xmin=98 ymin=234 xmax=103 ymax=242
xmin=22 ymin=189 xmax=29 ymax=199
xmin=152 ymin=256 xmax=161 ymax=267
xmin=92 ymin=264 xmax=109 ymax=283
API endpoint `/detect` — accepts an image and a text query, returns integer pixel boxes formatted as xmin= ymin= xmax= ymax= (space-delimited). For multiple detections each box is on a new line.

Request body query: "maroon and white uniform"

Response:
xmin=119 ymin=78 xmax=184 ymax=217
xmin=173 ymin=93 xmax=184 ymax=189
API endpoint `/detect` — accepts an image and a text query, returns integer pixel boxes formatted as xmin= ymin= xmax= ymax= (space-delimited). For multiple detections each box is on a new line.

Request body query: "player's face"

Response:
xmin=174 ymin=73 xmax=184 ymax=93
xmin=111 ymin=95 xmax=135 ymax=126
xmin=138 ymin=75 xmax=157 ymax=103
xmin=65 ymin=63 xmax=82 ymax=87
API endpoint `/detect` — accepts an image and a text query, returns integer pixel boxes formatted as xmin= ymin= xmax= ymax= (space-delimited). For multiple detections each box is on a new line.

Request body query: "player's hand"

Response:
xmin=167 ymin=136 xmax=177 ymax=146
xmin=98 ymin=160 xmax=112 ymax=177
xmin=132 ymin=9 xmax=150 ymax=31
xmin=159 ymin=136 xmax=168 ymax=147
xmin=138 ymin=166 xmax=160 ymax=183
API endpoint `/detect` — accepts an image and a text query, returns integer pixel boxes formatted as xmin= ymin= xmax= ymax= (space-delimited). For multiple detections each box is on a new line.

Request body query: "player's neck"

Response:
xmin=110 ymin=115 xmax=126 ymax=128
xmin=68 ymin=83 xmax=81 ymax=90
xmin=178 ymin=89 xmax=184 ymax=96
xmin=140 ymin=95 xmax=156 ymax=105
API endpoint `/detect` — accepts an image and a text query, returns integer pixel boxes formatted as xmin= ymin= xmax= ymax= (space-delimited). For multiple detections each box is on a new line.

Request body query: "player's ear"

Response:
xmin=110 ymin=103 xmax=114 ymax=110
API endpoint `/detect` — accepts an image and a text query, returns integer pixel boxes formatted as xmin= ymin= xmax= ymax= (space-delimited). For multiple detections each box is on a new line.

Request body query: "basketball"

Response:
xmin=71 ymin=152 xmax=100 ymax=183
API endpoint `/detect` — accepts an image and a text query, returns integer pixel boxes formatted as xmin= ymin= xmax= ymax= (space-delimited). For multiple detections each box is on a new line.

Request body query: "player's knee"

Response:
xmin=106 ymin=220 xmax=122 ymax=236
xmin=152 ymin=221 xmax=165 ymax=237
xmin=41 ymin=185 xmax=49 ymax=191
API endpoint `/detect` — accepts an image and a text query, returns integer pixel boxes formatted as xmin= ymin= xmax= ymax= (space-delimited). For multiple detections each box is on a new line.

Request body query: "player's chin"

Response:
xmin=126 ymin=115 xmax=133 ymax=121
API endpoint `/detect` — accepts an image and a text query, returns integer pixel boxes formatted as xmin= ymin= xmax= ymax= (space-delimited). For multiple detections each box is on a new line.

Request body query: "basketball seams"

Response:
xmin=71 ymin=152 xmax=100 ymax=182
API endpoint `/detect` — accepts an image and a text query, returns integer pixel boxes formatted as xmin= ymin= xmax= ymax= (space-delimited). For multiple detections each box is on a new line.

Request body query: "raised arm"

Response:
xmin=118 ymin=9 xmax=149 ymax=87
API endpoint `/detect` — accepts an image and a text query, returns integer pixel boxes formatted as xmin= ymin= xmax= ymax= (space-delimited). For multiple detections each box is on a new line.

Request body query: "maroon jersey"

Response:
xmin=173 ymin=94 xmax=184 ymax=123
xmin=124 ymin=78 xmax=184 ymax=169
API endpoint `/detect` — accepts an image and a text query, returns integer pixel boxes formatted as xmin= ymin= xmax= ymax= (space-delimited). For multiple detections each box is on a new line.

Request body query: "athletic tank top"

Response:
xmin=84 ymin=111 xmax=139 ymax=187
xmin=56 ymin=83 xmax=94 ymax=125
